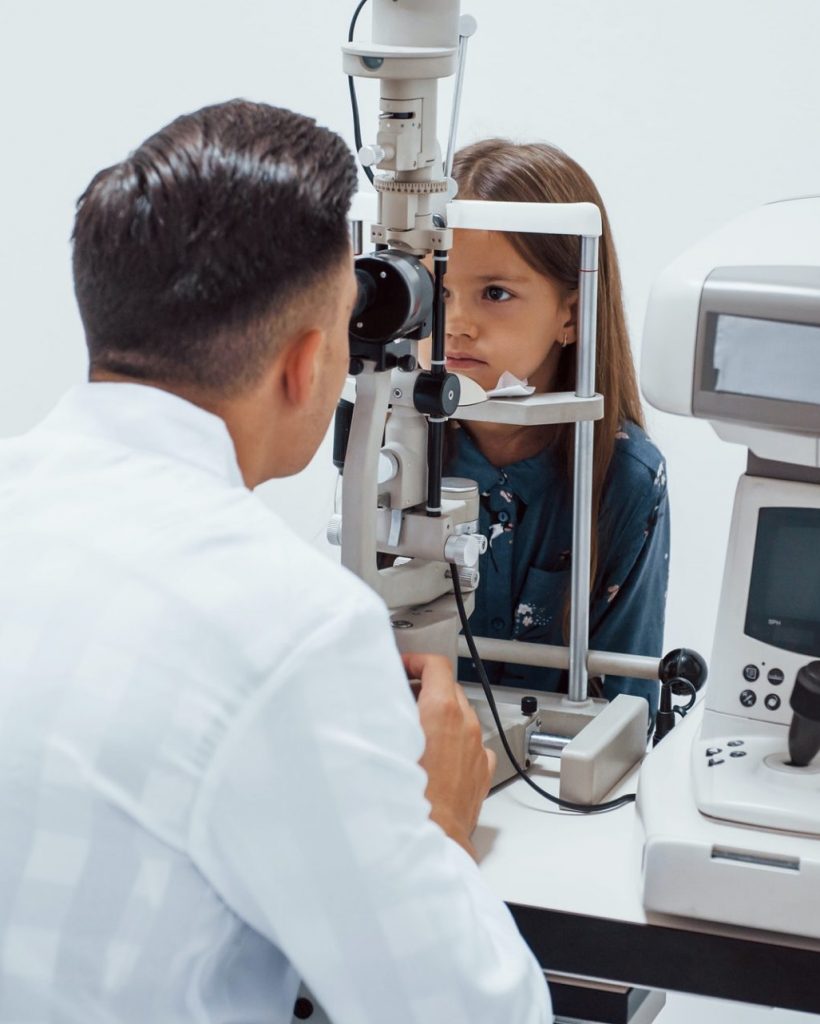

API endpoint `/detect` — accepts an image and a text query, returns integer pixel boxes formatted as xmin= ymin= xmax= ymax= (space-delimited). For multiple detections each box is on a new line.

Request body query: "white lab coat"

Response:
xmin=0 ymin=382 xmax=551 ymax=1024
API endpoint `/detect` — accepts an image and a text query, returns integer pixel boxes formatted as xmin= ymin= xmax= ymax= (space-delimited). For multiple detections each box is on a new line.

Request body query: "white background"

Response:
xmin=1 ymin=2 xmax=818 ymax=1020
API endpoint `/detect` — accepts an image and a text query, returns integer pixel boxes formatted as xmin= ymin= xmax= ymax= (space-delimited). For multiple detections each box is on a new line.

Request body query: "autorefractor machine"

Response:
xmin=331 ymin=0 xmax=707 ymax=814
xmin=638 ymin=197 xmax=820 ymax=939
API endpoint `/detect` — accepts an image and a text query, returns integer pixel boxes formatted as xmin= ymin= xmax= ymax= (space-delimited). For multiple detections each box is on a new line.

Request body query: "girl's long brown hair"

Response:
xmin=451 ymin=139 xmax=645 ymax=628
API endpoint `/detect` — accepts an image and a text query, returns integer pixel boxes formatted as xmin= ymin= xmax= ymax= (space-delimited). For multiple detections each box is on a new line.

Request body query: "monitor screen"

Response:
xmin=712 ymin=314 xmax=820 ymax=406
xmin=745 ymin=507 xmax=820 ymax=656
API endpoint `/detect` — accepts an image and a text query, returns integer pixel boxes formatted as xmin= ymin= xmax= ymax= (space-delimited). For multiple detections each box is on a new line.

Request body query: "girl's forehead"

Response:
xmin=449 ymin=229 xmax=534 ymax=278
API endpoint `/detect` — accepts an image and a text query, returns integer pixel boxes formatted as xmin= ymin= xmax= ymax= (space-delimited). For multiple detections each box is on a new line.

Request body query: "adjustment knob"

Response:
xmin=455 ymin=565 xmax=479 ymax=591
xmin=413 ymin=371 xmax=461 ymax=417
xmin=326 ymin=514 xmax=342 ymax=547
xmin=444 ymin=533 xmax=484 ymax=568
xmin=358 ymin=144 xmax=394 ymax=167
xmin=521 ymin=695 xmax=538 ymax=715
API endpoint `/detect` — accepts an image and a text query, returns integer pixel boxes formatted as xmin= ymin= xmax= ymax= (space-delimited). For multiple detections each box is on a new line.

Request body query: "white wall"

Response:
xmin=2 ymin=3 xmax=818 ymax=1019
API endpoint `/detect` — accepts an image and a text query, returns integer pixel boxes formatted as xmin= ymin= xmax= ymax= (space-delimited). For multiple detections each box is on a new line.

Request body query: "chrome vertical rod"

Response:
xmin=568 ymin=235 xmax=599 ymax=702
xmin=351 ymin=220 xmax=363 ymax=256
xmin=444 ymin=16 xmax=478 ymax=179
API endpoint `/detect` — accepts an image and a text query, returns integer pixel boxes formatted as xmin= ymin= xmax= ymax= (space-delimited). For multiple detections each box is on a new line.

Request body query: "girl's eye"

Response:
xmin=484 ymin=285 xmax=513 ymax=302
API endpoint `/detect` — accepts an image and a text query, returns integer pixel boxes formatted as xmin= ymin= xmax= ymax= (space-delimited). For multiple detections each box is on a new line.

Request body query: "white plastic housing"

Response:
xmin=641 ymin=196 xmax=820 ymax=426
xmin=372 ymin=0 xmax=460 ymax=48
xmin=703 ymin=473 xmax=820 ymax=734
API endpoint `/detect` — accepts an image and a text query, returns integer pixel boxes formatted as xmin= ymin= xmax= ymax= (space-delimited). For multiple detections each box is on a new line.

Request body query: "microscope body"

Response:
xmin=337 ymin=0 xmax=656 ymax=800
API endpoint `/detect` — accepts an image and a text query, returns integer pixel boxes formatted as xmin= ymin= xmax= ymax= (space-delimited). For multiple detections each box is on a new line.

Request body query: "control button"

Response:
xmin=767 ymin=668 xmax=784 ymax=686
xmin=742 ymin=664 xmax=760 ymax=682
xmin=705 ymin=747 xmax=722 ymax=756
xmin=730 ymin=750 xmax=747 ymax=758
xmin=727 ymin=740 xmax=745 ymax=747
xmin=740 ymin=689 xmax=757 ymax=708
xmin=765 ymin=693 xmax=781 ymax=711
xmin=491 ymin=617 xmax=505 ymax=631
xmin=708 ymin=757 xmax=725 ymax=767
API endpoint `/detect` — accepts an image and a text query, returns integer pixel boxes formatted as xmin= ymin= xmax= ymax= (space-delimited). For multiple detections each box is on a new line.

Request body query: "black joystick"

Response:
xmin=653 ymin=648 xmax=709 ymax=746
xmin=788 ymin=661 xmax=820 ymax=767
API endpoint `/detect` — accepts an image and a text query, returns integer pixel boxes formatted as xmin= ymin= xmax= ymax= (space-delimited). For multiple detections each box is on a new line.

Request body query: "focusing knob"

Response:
xmin=413 ymin=371 xmax=461 ymax=417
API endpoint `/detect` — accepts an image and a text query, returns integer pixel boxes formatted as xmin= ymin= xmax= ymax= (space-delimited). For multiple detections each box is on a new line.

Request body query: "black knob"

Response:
xmin=521 ymin=695 xmax=538 ymax=715
xmin=293 ymin=996 xmax=314 ymax=1019
xmin=788 ymin=661 xmax=820 ymax=767
xmin=413 ymin=371 xmax=461 ymax=417
xmin=659 ymin=648 xmax=708 ymax=695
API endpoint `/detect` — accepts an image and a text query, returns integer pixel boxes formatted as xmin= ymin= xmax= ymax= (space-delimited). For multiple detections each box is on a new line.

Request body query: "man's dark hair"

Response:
xmin=72 ymin=100 xmax=358 ymax=393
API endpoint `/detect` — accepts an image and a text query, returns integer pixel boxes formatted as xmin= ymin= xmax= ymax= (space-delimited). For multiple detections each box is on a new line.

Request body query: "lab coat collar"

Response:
xmin=37 ymin=382 xmax=246 ymax=488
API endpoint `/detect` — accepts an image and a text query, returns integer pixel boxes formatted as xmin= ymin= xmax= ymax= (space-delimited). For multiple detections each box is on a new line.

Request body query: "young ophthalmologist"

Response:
xmin=0 ymin=102 xmax=550 ymax=1023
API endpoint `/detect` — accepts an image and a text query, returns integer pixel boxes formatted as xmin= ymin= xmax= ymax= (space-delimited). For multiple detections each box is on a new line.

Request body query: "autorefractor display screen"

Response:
xmin=711 ymin=314 xmax=820 ymax=405
xmin=745 ymin=507 xmax=820 ymax=656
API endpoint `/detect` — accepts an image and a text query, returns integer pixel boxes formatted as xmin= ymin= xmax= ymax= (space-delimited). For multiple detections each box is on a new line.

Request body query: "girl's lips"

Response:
xmin=446 ymin=355 xmax=488 ymax=368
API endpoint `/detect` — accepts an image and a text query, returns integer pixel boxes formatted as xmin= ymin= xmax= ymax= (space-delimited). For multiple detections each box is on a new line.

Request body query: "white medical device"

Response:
xmin=332 ymin=0 xmax=653 ymax=804
xmin=638 ymin=196 xmax=820 ymax=939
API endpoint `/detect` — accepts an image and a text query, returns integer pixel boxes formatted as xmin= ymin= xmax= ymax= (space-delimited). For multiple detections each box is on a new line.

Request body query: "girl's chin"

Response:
xmin=446 ymin=363 xmax=496 ymax=389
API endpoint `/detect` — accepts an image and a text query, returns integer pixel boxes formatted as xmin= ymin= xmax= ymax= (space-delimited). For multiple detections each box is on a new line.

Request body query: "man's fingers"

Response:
xmin=485 ymin=748 xmax=497 ymax=789
xmin=401 ymin=651 xmax=451 ymax=686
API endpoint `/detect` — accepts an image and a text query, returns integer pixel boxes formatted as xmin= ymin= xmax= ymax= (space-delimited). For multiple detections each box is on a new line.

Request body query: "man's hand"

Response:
xmin=402 ymin=653 xmax=496 ymax=861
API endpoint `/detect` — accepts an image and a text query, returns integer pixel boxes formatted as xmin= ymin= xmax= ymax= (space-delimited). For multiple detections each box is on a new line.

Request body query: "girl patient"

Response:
xmin=439 ymin=139 xmax=669 ymax=720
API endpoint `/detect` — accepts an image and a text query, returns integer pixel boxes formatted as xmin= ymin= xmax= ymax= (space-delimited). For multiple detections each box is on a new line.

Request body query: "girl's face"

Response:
xmin=433 ymin=229 xmax=576 ymax=395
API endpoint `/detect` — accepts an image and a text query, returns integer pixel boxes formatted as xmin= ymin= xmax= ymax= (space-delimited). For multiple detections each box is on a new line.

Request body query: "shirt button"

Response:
xmin=497 ymin=510 xmax=510 ymax=524
xmin=491 ymin=617 xmax=505 ymax=631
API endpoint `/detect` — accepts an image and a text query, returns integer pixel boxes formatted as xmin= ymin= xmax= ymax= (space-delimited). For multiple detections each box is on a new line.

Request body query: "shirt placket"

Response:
xmin=482 ymin=472 xmax=520 ymax=638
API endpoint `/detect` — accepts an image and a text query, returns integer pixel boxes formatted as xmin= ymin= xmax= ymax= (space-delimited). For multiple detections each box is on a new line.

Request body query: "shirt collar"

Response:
xmin=36 ymin=382 xmax=246 ymax=488
xmin=450 ymin=425 xmax=555 ymax=505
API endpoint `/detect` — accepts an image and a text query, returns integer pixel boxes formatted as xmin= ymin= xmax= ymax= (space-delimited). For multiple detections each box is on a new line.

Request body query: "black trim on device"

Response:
xmin=508 ymin=905 xmax=820 ymax=1015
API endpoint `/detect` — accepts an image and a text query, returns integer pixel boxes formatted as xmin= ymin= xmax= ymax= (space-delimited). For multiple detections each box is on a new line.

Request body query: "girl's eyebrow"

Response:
xmin=472 ymin=273 xmax=530 ymax=283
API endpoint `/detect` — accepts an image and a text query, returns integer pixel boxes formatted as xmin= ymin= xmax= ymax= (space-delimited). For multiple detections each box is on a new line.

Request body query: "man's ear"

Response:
xmin=279 ymin=328 xmax=325 ymax=408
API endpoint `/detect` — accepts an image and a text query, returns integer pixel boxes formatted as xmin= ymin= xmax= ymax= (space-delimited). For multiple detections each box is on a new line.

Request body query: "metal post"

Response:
xmin=351 ymin=220 xmax=363 ymax=255
xmin=444 ymin=17 xmax=478 ymax=179
xmin=568 ymin=236 xmax=599 ymax=702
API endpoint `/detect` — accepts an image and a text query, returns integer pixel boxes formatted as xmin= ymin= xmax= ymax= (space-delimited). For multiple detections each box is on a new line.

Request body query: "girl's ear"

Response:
xmin=560 ymin=289 xmax=579 ymax=347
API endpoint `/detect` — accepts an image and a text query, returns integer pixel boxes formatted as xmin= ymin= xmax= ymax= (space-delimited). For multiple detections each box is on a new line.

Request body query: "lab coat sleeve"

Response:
xmin=589 ymin=465 xmax=670 ymax=720
xmin=188 ymin=588 xmax=551 ymax=1024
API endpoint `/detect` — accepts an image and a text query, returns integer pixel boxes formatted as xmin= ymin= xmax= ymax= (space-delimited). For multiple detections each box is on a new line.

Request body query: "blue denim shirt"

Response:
xmin=447 ymin=421 xmax=670 ymax=720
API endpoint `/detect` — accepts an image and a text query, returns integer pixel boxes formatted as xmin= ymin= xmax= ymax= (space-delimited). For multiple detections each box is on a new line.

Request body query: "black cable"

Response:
xmin=451 ymin=571 xmax=638 ymax=814
xmin=348 ymin=0 xmax=375 ymax=186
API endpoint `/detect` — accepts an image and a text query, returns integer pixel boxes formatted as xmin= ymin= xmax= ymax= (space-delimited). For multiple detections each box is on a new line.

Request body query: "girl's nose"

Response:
xmin=444 ymin=292 xmax=478 ymax=340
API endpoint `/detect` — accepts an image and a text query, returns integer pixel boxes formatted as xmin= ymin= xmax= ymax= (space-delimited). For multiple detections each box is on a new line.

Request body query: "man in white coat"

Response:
xmin=0 ymin=100 xmax=551 ymax=1023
